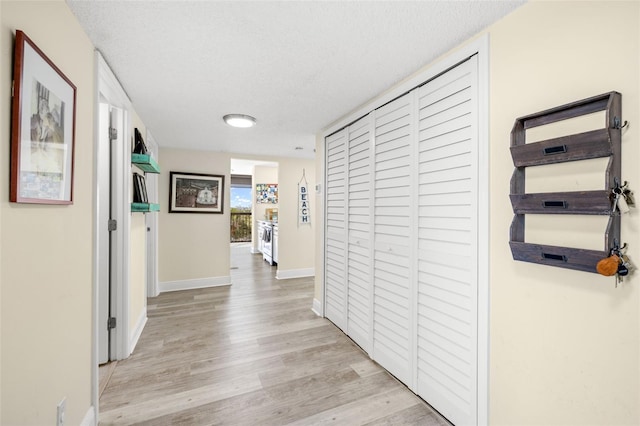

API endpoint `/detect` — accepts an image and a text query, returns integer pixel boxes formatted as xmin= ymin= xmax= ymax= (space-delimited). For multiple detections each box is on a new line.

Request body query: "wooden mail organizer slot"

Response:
xmin=509 ymin=241 xmax=608 ymax=273
xmin=510 ymin=129 xmax=612 ymax=167
xmin=510 ymin=190 xmax=612 ymax=215
xmin=509 ymin=91 xmax=622 ymax=273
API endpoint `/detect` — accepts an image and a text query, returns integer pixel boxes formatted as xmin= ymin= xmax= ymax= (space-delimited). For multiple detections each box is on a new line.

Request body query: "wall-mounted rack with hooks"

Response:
xmin=509 ymin=91 xmax=624 ymax=273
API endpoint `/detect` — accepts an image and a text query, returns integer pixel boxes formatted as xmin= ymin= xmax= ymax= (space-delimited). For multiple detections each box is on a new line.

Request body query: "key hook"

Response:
xmin=613 ymin=117 xmax=629 ymax=130
xmin=612 ymin=239 xmax=620 ymax=254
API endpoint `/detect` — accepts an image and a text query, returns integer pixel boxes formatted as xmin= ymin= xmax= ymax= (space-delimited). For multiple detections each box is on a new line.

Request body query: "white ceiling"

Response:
xmin=67 ymin=0 xmax=525 ymax=160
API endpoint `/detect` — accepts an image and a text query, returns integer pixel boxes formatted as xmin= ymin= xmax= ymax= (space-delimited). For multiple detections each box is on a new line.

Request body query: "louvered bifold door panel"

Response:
xmin=325 ymin=129 xmax=348 ymax=331
xmin=415 ymin=57 xmax=478 ymax=426
xmin=347 ymin=114 xmax=373 ymax=353
xmin=372 ymin=93 xmax=414 ymax=385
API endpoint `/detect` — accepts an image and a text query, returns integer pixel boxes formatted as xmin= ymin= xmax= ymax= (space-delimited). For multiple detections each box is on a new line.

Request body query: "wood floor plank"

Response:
xmin=98 ymin=244 xmax=447 ymax=425
xmin=284 ymin=388 xmax=421 ymax=426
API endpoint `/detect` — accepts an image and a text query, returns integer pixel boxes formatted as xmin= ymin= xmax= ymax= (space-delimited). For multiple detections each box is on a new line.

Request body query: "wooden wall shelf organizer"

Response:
xmin=509 ymin=91 xmax=622 ymax=273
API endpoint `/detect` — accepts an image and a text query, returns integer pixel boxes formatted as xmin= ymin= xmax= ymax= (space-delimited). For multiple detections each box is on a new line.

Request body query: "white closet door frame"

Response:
xmin=319 ymin=35 xmax=489 ymax=424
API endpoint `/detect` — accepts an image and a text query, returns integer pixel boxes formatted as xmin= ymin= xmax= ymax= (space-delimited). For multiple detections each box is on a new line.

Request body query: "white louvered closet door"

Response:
xmin=346 ymin=114 xmax=373 ymax=353
xmin=415 ymin=57 xmax=478 ymax=425
xmin=325 ymin=129 xmax=348 ymax=331
xmin=372 ymin=94 xmax=415 ymax=386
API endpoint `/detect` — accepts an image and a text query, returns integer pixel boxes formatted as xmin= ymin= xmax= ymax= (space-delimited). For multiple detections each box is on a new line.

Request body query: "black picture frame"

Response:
xmin=169 ymin=172 xmax=224 ymax=214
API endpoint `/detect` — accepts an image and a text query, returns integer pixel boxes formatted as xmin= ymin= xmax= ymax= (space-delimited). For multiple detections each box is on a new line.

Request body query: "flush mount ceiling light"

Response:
xmin=223 ymin=114 xmax=257 ymax=128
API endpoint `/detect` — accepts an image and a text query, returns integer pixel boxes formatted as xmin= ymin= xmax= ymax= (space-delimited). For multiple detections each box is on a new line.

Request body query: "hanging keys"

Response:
xmin=621 ymin=254 xmax=634 ymax=272
xmin=599 ymin=242 xmax=632 ymax=287
xmin=611 ymin=189 xmax=621 ymax=214
xmin=597 ymin=253 xmax=620 ymax=276
xmin=623 ymin=188 xmax=635 ymax=207
xmin=611 ymin=181 xmax=632 ymax=214
xmin=618 ymin=191 xmax=630 ymax=214
xmin=617 ymin=257 xmax=629 ymax=277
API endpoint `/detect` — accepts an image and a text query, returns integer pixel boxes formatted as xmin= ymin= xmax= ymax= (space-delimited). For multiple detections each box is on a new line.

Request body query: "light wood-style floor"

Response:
xmin=99 ymin=244 xmax=448 ymax=425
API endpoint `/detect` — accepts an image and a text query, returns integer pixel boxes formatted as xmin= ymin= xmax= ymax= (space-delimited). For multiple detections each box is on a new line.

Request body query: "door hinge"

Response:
xmin=107 ymin=317 xmax=117 ymax=330
xmin=109 ymin=127 xmax=118 ymax=140
xmin=108 ymin=219 xmax=117 ymax=231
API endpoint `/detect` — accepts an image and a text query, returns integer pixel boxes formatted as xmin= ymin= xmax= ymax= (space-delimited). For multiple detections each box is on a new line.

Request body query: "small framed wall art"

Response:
xmin=169 ymin=172 xmax=225 ymax=214
xmin=10 ymin=30 xmax=77 ymax=204
xmin=256 ymin=183 xmax=278 ymax=204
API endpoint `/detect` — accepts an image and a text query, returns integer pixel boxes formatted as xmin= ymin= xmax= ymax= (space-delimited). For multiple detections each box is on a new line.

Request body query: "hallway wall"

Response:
xmin=130 ymin=112 xmax=148 ymax=335
xmin=488 ymin=2 xmax=639 ymax=424
xmin=0 ymin=1 xmax=95 ymax=424
xmin=158 ymin=148 xmax=232 ymax=289
xmin=277 ymin=157 xmax=315 ymax=277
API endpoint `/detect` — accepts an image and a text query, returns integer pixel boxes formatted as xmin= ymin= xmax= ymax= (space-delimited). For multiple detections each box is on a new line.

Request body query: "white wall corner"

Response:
xmin=275 ymin=268 xmax=315 ymax=280
xmin=129 ymin=309 xmax=148 ymax=354
xmin=81 ymin=405 xmax=96 ymax=426
xmin=250 ymin=247 xmax=261 ymax=254
xmin=159 ymin=276 xmax=231 ymax=293
xmin=311 ymin=298 xmax=323 ymax=317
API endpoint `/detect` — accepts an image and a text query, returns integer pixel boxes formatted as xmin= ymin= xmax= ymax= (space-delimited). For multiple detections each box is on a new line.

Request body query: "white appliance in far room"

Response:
xmin=262 ymin=223 xmax=275 ymax=265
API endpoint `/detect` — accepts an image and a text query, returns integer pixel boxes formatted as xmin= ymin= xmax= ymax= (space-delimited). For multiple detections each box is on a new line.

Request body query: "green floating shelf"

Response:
xmin=131 ymin=154 xmax=160 ymax=174
xmin=131 ymin=203 xmax=160 ymax=213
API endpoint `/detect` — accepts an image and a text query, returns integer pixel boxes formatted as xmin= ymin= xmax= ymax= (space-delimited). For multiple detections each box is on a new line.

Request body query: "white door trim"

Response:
xmin=145 ymin=130 xmax=160 ymax=298
xmin=93 ymin=51 xmax=133 ymax=417
xmin=476 ymin=34 xmax=491 ymax=426
xmin=108 ymin=104 xmax=131 ymax=361
xmin=319 ymin=34 xmax=490 ymax=425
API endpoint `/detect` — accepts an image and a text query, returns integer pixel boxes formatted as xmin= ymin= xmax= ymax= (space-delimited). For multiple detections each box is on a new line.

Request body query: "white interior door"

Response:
xmin=109 ymin=106 xmax=126 ymax=361
xmin=346 ymin=113 xmax=373 ymax=354
xmin=97 ymin=103 xmax=111 ymax=364
xmin=415 ymin=56 xmax=479 ymax=425
xmin=372 ymin=93 xmax=415 ymax=386
xmin=324 ymin=129 xmax=348 ymax=331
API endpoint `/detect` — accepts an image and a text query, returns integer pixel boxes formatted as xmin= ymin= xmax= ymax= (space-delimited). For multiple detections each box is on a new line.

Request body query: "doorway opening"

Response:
xmin=230 ymin=174 xmax=252 ymax=243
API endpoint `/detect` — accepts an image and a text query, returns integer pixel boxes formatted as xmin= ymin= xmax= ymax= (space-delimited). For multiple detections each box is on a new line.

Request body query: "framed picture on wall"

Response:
xmin=256 ymin=183 xmax=278 ymax=204
xmin=169 ymin=172 xmax=225 ymax=214
xmin=10 ymin=30 xmax=77 ymax=204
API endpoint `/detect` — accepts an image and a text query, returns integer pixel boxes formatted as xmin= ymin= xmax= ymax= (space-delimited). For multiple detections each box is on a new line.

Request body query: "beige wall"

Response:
xmin=130 ymin=113 xmax=147 ymax=331
xmin=488 ymin=2 xmax=639 ymax=424
xmin=0 ymin=1 xmax=94 ymax=424
xmin=252 ymin=165 xmax=278 ymax=251
xmin=158 ymin=148 xmax=231 ymax=283
xmin=277 ymin=158 xmax=315 ymax=273
xmin=315 ymin=1 xmax=640 ymax=424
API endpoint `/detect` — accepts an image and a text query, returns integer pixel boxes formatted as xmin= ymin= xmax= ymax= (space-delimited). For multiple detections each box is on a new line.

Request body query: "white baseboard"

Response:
xmin=275 ymin=267 xmax=315 ymax=280
xmin=312 ymin=298 xmax=323 ymax=317
xmin=81 ymin=406 xmax=95 ymax=426
xmin=159 ymin=276 xmax=231 ymax=293
xmin=129 ymin=309 xmax=147 ymax=354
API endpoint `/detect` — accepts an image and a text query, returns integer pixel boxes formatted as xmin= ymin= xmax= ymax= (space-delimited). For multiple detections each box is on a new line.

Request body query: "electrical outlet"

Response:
xmin=56 ymin=397 xmax=66 ymax=426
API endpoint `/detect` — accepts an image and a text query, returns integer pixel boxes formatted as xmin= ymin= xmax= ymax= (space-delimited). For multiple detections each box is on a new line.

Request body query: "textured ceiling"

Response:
xmin=67 ymin=0 xmax=525 ymax=159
